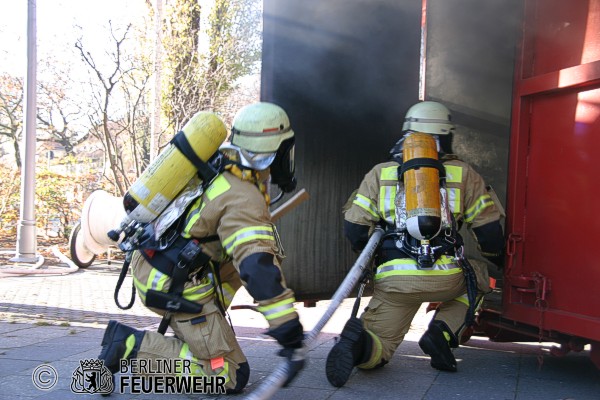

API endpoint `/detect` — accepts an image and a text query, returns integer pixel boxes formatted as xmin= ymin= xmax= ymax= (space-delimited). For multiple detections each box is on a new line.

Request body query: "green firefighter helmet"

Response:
xmin=231 ymin=102 xmax=295 ymax=154
xmin=229 ymin=102 xmax=297 ymax=192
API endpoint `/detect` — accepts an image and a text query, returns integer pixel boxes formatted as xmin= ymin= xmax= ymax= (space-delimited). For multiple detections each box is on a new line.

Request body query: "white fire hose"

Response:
xmin=244 ymin=227 xmax=384 ymax=400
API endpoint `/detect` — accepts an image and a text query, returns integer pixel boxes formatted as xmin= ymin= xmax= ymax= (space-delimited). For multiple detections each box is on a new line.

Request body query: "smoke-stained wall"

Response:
xmin=425 ymin=0 xmax=522 ymax=274
xmin=261 ymin=0 xmax=522 ymax=299
xmin=262 ymin=0 xmax=422 ymax=300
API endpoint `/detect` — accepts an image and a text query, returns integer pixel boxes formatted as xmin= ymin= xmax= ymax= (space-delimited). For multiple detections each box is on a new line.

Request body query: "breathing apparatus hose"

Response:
xmin=114 ymin=252 xmax=136 ymax=310
xmin=245 ymin=228 xmax=384 ymax=400
xmin=351 ymin=268 xmax=372 ymax=319
xmin=455 ymin=245 xmax=478 ymax=327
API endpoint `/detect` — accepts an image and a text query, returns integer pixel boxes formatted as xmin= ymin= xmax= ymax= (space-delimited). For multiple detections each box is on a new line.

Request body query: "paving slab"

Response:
xmin=1 ymin=260 xmax=599 ymax=399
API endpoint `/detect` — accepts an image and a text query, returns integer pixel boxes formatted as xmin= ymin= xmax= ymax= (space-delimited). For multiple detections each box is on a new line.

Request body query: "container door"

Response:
xmin=505 ymin=0 xmax=600 ymax=342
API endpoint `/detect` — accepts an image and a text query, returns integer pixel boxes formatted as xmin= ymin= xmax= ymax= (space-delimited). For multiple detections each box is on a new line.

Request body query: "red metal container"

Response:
xmin=478 ymin=0 xmax=600 ymax=368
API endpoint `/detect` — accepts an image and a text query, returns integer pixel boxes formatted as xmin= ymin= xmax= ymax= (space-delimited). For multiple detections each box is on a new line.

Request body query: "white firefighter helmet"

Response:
xmin=402 ymin=101 xmax=455 ymax=135
xmin=230 ymin=102 xmax=294 ymax=171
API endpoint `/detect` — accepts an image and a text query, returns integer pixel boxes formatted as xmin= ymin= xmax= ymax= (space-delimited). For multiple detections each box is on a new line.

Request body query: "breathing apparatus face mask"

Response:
xmin=220 ymin=138 xmax=297 ymax=194
xmin=270 ymin=137 xmax=296 ymax=193
xmin=389 ymin=136 xmax=406 ymax=161
xmin=238 ymin=149 xmax=277 ymax=171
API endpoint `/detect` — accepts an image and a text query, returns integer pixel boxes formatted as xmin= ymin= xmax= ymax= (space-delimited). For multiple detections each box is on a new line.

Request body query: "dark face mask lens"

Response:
xmin=271 ymin=138 xmax=296 ymax=193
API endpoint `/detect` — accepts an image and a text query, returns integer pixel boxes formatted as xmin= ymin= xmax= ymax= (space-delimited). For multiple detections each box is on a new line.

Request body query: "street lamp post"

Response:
xmin=11 ymin=0 xmax=39 ymax=262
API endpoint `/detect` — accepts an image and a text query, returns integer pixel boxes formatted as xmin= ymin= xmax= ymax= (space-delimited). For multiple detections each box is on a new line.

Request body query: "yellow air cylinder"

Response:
xmin=402 ymin=132 xmax=442 ymax=240
xmin=122 ymin=111 xmax=227 ymax=223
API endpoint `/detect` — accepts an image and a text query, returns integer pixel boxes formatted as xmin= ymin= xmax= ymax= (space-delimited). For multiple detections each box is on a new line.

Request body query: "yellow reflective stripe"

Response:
xmin=179 ymin=343 xmax=195 ymax=360
xmin=177 ymin=348 xmax=230 ymax=383
xmin=379 ymin=185 xmax=396 ymax=225
xmin=258 ymin=297 xmax=296 ymax=320
xmin=148 ymin=268 xmax=168 ymax=292
xmin=378 ymin=255 xmax=455 ymax=268
xmin=205 ymin=175 xmax=231 ymax=200
xmin=132 ymin=275 xmax=147 ymax=302
xmin=353 ymin=194 xmax=379 ymax=219
xmin=454 ymin=293 xmax=469 ymax=306
xmin=358 ymin=330 xmax=383 ymax=369
xmin=123 ymin=334 xmax=137 ymax=359
xmin=222 ymin=225 xmax=274 ymax=255
xmin=134 ymin=267 xmax=169 ymax=303
xmin=209 ymin=360 xmax=230 ymax=380
xmin=378 ymin=167 xmax=398 ymax=224
xmin=374 ymin=256 xmax=461 ymax=280
xmin=182 ymin=280 xmax=215 ymax=301
xmin=444 ymin=165 xmax=463 ymax=183
xmin=464 ymin=194 xmax=493 ymax=223
xmin=219 ymin=282 xmax=236 ymax=309
xmin=182 ymin=176 xmax=229 ymax=238
xmin=380 ymin=166 xmax=398 ymax=181
xmin=447 ymin=187 xmax=461 ymax=214
xmin=178 ymin=344 xmax=206 ymax=376
xmin=375 ymin=268 xmax=462 ymax=279
xmin=182 ymin=201 xmax=205 ymax=238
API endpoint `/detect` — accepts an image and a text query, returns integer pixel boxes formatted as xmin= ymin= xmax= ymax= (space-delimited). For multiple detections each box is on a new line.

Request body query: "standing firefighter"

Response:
xmin=98 ymin=102 xmax=304 ymax=394
xmin=326 ymin=101 xmax=505 ymax=387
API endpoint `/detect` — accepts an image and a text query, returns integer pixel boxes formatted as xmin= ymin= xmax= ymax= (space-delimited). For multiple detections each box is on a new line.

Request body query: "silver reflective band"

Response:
xmin=239 ymin=149 xmax=276 ymax=170
xmin=404 ymin=117 xmax=451 ymax=124
xmin=376 ymin=262 xmax=459 ymax=273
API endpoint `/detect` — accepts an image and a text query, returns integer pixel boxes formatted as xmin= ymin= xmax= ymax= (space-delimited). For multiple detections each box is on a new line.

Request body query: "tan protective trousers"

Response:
xmin=359 ymin=271 xmax=470 ymax=369
xmin=131 ymin=253 xmax=246 ymax=391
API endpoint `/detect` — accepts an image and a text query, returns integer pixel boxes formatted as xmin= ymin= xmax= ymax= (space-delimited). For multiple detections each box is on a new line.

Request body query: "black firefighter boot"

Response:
xmin=325 ymin=317 xmax=373 ymax=387
xmin=98 ymin=320 xmax=145 ymax=373
xmin=418 ymin=319 xmax=459 ymax=372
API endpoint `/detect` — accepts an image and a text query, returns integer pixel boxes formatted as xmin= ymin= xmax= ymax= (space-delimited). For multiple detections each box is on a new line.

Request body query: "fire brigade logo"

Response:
xmin=70 ymin=359 xmax=114 ymax=395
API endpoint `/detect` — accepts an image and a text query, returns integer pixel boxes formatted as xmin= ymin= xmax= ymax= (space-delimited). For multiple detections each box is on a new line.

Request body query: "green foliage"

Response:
xmin=161 ymin=0 xmax=262 ymax=134
xmin=0 ymin=166 xmax=20 ymax=234
xmin=0 ymin=163 xmax=107 ymax=238
xmin=162 ymin=0 xmax=203 ymax=132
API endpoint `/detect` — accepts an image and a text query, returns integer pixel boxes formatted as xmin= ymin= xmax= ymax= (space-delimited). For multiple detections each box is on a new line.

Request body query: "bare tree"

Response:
xmin=36 ymin=60 xmax=89 ymax=155
xmin=121 ymin=68 xmax=152 ymax=178
xmin=75 ymin=22 xmax=153 ymax=195
xmin=0 ymin=74 xmax=23 ymax=169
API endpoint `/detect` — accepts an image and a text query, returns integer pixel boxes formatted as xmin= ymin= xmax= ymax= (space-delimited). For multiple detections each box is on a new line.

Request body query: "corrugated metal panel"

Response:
xmin=262 ymin=0 xmax=422 ymax=300
xmin=424 ymin=0 xmax=520 ymax=272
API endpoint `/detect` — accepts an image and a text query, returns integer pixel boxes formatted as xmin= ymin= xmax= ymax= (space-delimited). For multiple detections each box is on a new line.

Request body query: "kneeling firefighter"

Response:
xmin=326 ymin=101 xmax=505 ymax=387
xmin=98 ymin=102 xmax=304 ymax=394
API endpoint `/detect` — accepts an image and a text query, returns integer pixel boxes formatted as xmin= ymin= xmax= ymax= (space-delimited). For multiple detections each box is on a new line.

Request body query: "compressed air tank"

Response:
xmin=402 ymin=132 xmax=442 ymax=240
xmin=122 ymin=111 xmax=227 ymax=223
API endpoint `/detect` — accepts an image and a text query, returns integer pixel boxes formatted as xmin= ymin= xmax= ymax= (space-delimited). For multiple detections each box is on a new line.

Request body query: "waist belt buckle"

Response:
xmin=443 ymin=229 xmax=456 ymax=246
xmin=158 ymin=229 xmax=178 ymax=251
xmin=166 ymin=299 xmax=182 ymax=311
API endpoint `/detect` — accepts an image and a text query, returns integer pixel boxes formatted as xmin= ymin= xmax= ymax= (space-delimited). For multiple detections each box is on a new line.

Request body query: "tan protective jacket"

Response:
xmin=345 ymin=158 xmax=501 ymax=232
xmin=344 ymin=157 xmax=502 ymax=290
xmin=180 ymin=170 xmax=298 ymax=330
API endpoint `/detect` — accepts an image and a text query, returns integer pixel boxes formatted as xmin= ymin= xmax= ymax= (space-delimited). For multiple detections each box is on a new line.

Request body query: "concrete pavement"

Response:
xmin=0 ymin=258 xmax=599 ymax=399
